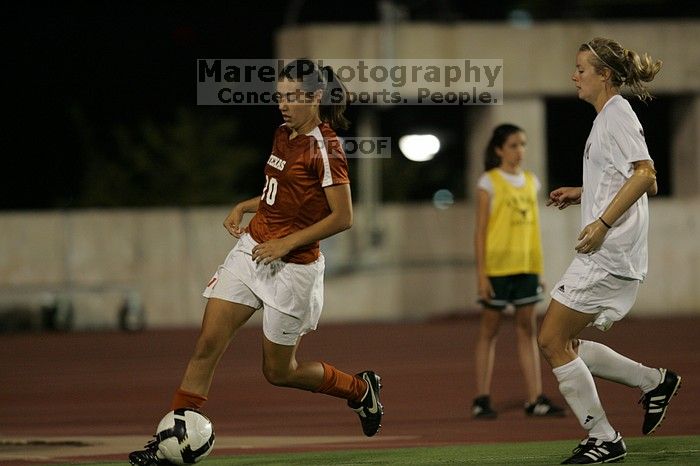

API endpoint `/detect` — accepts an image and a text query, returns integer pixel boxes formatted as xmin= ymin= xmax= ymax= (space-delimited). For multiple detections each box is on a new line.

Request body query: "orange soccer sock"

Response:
xmin=314 ymin=362 xmax=368 ymax=403
xmin=171 ymin=388 xmax=208 ymax=410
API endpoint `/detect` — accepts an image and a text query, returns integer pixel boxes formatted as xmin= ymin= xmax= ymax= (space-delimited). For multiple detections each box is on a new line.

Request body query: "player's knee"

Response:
xmin=478 ymin=315 xmax=501 ymax=339
xmin=192 ymin=334 xmax=226 ymax=361
xmin=537 ymin=332 xmax=561 ymax=359
xmin=539 ymin=337 xmax=572 ymax=364
xmin=262 ymin=364 xmax=292 ymax=387
xmin=515 ymin=315 xmax=535 ymax=334
xmin=478 ymin=324 xmax=499 ymax=340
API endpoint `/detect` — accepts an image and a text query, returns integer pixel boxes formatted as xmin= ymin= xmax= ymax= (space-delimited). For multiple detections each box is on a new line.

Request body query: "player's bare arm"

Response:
xmin=644 ymin=161 xmax=658 ymax=196
xmin=224 ymin=196 xmax=260 ymax=237
xmin=575 ymin=160 xmax=657 ymax=254
xmin=546 ymin=186 xmax=582 ymax=210
xmin=474 ymin=188 xmax=495 ymax=301
xmin=252 ymin=184 xmax=353 ymax=264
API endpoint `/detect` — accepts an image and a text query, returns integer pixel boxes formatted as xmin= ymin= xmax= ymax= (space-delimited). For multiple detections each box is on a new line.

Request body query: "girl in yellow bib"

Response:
xmin=472 ymin=124 xmax=564 ymax=419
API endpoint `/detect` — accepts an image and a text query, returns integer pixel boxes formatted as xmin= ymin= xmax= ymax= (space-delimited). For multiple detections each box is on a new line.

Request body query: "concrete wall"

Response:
xmin=0 ymin=209 xmax=230 ymax=328
xmin=276 ymin=21 xmax=700 ymax=95
xmin=0 ymin=199 xmax=697 ymax=329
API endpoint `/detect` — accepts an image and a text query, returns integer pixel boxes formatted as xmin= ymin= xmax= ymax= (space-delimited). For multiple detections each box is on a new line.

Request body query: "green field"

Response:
xmin=61 ymin=435 xmax=700 ymax=466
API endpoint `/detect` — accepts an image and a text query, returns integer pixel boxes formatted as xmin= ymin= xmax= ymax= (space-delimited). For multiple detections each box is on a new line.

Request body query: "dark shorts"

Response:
xmin=480 ymin=273 xmax=543 ymax=310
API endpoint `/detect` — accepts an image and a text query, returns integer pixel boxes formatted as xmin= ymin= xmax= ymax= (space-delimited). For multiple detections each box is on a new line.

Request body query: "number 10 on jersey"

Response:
xmin=261 ymin=175 xmax=278 ymax=206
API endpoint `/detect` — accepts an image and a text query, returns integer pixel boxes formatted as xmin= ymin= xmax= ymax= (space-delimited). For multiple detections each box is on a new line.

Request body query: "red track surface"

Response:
xmin=1 ymin=316 xmax=698 ymax=464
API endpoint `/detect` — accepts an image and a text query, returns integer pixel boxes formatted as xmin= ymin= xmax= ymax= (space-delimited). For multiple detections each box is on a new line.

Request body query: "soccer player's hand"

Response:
xmin=224 ymin=206 xmax=246 ymax=237
xmin=575 ymin=219 xmax=609 ymax=254
xmin=477 ymin=275 xmax=495 ymax=303
xmin=252 ymin=238 xmax=293 ymax=264
xmin=547 ymin=187 xmax=582 ymax=210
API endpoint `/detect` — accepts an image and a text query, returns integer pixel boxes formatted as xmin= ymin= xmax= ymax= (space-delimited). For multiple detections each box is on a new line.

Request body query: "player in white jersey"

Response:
xmin=537 ymin=37 xmax=681 ymax=464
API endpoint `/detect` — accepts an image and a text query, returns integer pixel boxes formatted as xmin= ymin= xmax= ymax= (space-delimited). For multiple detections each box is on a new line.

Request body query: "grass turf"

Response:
xmin=60 ymin=435 xmax=700 ymax=465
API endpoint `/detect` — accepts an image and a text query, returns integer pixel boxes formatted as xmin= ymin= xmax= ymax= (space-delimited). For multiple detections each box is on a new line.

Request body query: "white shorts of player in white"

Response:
xmin=550 ymin=254 xmax=640 ymax=331
xmin=203 ymin=233 xmax=325 ymax=346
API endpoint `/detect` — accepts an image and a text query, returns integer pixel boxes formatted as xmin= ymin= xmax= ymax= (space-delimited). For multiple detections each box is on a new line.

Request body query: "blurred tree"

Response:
xmin=71 ymin=106 xmax=264 ymax=207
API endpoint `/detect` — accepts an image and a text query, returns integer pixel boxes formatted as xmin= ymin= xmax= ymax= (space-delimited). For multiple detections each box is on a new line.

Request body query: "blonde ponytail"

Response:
xmin=623 ymin=48 xmax=662 ymax=101
xmin=581 ymin=37 xmax=662 ymax=101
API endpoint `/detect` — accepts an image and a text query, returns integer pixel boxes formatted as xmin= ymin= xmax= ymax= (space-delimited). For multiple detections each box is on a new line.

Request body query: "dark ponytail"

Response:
xmin=484 ymin=123 xmax=523 ymax=171
xmin=320 ymin=66 xmax=350 ymax=130
xmin=278 ymin=59 xmax=350 ymax=130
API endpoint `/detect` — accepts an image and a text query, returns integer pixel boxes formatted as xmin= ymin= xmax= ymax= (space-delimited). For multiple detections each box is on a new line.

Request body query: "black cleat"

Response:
xmin=561 ymin=432 xmax=627 ymax=464
xmin=525 ymin=394 xmax=566 ymax=417
xmin=472 ymin=395 xmax=497 ymax=419
xmin=348 ymin=370 xmax=383 ymax=436
xmin=128 ymin=437 xmax=170 ymax=466
xmin=640 ymin=368 xmax=681 ymax=435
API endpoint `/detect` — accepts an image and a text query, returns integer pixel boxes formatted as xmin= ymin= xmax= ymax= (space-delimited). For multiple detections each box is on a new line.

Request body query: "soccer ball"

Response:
xmin=155 ymin=408 xmax=215 ymax=464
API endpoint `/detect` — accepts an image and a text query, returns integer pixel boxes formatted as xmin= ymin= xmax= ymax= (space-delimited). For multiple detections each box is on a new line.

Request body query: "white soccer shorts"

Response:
xmin=550 ymin=254 xmax=640 ymax=331
xmin=203 ymin=233 xmax=325 ymax=345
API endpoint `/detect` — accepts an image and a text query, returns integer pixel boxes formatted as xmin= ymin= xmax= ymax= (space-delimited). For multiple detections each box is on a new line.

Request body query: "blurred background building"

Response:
xmin=2 ymin=1 xmax=699 ymax=330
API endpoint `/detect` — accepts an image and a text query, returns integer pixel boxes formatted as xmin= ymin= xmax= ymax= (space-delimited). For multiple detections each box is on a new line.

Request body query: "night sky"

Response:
xmin=6 ymin=1 xmax=698 ymax=209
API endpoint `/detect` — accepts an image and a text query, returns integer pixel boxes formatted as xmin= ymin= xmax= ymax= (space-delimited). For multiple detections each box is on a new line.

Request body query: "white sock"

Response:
xmin=552 ymin=357 xmax=616 ymax=441
xmin=578 ymin=340 xmax=662 ymax=393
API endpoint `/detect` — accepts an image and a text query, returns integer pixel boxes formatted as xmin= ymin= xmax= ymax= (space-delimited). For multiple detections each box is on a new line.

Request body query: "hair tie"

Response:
xmin=586 ymin=42 xmax=627 ymax=82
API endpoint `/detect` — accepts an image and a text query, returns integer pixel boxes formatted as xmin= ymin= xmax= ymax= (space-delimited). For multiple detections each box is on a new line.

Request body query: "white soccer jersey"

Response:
xmin=581 ymin=95 xmax=652 ymax=280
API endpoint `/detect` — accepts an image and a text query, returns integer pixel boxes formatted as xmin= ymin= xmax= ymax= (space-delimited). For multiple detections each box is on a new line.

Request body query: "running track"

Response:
xmin=1 ymin=316 xmax=698 ymax=464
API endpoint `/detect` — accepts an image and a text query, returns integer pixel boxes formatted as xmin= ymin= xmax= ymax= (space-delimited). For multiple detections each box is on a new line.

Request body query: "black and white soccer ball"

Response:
xmin=155 ymin=408 xmax=215 ymax=464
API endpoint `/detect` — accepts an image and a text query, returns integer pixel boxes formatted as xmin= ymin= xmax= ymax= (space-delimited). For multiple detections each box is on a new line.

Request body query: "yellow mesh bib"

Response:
xmin=484 ymin=169 xmax=544 ymax=276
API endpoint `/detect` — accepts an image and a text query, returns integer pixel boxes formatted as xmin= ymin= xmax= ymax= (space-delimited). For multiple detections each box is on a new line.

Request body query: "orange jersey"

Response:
xmin=247 ymin=123 xmax=350 ymax=264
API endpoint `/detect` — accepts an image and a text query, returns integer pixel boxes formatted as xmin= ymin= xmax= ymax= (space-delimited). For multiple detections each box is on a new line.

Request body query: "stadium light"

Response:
xmin=398 ymin=134 xmax=440 ymax=162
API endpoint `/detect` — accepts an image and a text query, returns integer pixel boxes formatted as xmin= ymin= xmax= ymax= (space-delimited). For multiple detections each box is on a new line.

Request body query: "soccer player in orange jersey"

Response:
xmin=129 ymin=59 xmax=382 ymax=466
